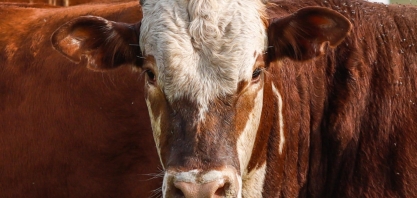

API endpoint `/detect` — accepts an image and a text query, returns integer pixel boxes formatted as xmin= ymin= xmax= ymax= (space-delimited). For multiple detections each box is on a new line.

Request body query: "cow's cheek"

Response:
xmin=145 ymin=85 xmax=168 ymax=169
xmin=235 ymin=82 xmax=264 ymax=175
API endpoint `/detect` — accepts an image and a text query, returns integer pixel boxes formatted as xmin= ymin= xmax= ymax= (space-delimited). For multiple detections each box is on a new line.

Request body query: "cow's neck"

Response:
xmin=254 ymin=53 xmax=339 ymax=197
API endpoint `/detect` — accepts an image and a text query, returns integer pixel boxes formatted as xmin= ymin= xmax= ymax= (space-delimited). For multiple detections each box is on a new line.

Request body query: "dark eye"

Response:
xmin=252 ymin=68 xmax=262 ymax=81
xmin=145 ymin=69 xmax=156 ymax=84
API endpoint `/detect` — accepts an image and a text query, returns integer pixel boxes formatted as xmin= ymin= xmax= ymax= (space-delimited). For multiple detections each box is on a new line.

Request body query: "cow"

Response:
xmin=51 ymin=0 xmax=417 ymax=197
xmin=0 ymin=2 xmax=161 ymax=198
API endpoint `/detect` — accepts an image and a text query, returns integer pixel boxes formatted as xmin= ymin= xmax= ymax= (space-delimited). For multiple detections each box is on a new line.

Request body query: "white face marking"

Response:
xmin=141 ymin=0 xmax=269 ymax=196
xmin=145 ymin=97 xmax=165 ymax=169
xmin=237 ymin=85 xmax=264 ymax=174
xmin=162 ymin=172 xmax=169 ymax=198
xmin=140 ymin=0 xmax=267 ymax=120
xmin=172 ymin=170 xmax=228 ymax=184
xmin=272 ymin=83 xmax=285 ymax=155
xmin=237 ymin=173 xmax=242 ymax=198
xmin=173 ymin=169 xmax=200 ymax=183
xmin=242 ymin=162 xmax=266 ymax=197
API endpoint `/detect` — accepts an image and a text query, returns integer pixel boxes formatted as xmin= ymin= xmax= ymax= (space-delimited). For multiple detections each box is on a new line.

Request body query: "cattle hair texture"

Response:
xmin=0 ymin=2 xmax=162 ymax=197
xmin=260 ymin=0 xmax=417 ymax=197
xmin=139 ymin=0 xmax=267 ymax=119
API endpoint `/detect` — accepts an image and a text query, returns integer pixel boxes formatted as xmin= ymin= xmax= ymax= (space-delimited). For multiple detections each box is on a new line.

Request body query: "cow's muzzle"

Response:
xmin=164 ymin=167 xmax=241 ymax=198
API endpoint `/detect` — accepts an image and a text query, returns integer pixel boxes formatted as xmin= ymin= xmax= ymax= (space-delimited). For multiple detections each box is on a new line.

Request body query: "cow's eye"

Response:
xmin=252 ymin=68 xmax=262 ymax=82
xmin=145 ymin=69 xmax=156 ymax=85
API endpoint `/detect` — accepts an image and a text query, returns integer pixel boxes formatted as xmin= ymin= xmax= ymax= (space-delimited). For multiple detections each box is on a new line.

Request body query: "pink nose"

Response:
xmin=172 ymin=180 xmax=229 ymax=198
xmin=164 ymin=168 xmax=240 ymax=198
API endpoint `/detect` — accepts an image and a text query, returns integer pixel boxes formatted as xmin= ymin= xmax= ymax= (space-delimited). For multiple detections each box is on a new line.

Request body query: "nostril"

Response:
xmin=214 ymin=186 xmax=225 ymax=196
xmin=173 ymin=180 xmax=229 ymax=197
xmin=167 ymin=168 xmax=239 ymax=197
xmin=214 ymin=182 xmax=229 ymax=196
xmin=174 ymin=186 xmax=185 ymax=197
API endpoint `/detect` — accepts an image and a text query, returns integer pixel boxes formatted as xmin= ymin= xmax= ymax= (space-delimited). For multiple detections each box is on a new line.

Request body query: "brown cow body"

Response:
xmin=52 ymin=0 xmax=417 ymax=197
xmin=0 ymin=2 xmax=161 ymax=198
xmin=265 ymin=1 xmax=417 ymax=197
xmin=6 ymin=0 xmax=417 ymax=197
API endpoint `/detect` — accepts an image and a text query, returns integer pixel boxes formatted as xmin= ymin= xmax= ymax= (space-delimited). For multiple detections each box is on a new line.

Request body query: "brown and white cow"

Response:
xmin=0 ymin=2 xmax=162 ymax=198
xmin=52 ymin=0 xmax=417 ymax=197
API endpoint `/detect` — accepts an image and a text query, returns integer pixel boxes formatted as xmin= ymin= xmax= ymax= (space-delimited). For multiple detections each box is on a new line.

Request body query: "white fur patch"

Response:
xmin=162 ymin=172 xmax=169 ymax=198
xmin=237 ymin=85 xmax=264 ymax=174
xmin=145 ymin=97 xmax=164 ymax=169
xmin=169 ymin=169 xmax=234 ymax=184
xmin=174 ymin=169 xmax=200 ymax=183
xmin=242 ymin=162 xmax=266 ymax=197
xmin=140 ymin=0 xmax=267 ymax=119
xmin=272 ymin=83 xmax=285 ymax=155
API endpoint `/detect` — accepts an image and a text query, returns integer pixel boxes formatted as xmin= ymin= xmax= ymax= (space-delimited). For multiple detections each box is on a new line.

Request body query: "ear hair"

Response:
xmin=267 ymin=7 xmax=352 ymax=61
xmin=51 ymin=16 xmax=143 ymax=71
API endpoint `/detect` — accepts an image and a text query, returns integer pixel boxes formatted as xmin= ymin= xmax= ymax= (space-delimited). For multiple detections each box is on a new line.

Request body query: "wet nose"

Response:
xmin=165 ymin=168 xmax=239 ymax=198
xmin=173 ymin=179 xmax=229 ymax=198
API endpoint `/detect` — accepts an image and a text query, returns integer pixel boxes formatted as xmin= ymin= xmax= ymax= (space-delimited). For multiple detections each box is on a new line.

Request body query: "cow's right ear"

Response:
xmin=267 ymin=7 xmax=352 ymax=62
xmin=51 ymin=16 xmax=143 ymax=71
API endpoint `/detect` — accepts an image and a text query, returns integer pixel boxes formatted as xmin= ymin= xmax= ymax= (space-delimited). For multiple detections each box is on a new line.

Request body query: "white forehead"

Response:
xmin=140 ymin=0 xmax=267 ymax=111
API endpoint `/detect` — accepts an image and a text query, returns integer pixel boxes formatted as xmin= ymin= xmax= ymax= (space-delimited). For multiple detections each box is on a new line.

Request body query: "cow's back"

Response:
xmin=0 ymin=2 xmax=161 ymax=197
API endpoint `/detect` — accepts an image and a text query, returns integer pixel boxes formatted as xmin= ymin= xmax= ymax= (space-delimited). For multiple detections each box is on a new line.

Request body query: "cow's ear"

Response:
xmin=267 ymin=7 xmax=352 ymax=61
xmin=51 ymin=16 xmax=143 ymax=71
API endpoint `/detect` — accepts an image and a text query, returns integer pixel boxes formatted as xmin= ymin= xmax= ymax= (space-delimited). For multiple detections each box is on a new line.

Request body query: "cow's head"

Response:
xmin=52 ymin=1 xmax=351 ymax=197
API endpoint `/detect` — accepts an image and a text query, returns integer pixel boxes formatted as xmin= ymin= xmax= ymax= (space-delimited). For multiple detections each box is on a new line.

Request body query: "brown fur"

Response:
xmin=0 ymin=2 xmax=161 ymax=198
xmin=258 ymin=0 xmax=417 ymax=197
xmin=46 ymin=0 xmax=417 ymax=197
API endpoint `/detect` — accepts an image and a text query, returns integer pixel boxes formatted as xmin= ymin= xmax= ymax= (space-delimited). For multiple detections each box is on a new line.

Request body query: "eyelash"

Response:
xmin=145 ymin=69 xmax=156 ymax=84
xmin=252 ymin=68 xmax=262 ymax=81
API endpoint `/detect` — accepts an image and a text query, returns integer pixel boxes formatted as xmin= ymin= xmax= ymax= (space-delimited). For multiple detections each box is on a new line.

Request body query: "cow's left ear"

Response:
xmin=267 ymin=7 xmax=352 ymax=61
xmin=51 ymin=16 xmax=143 ymax=71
